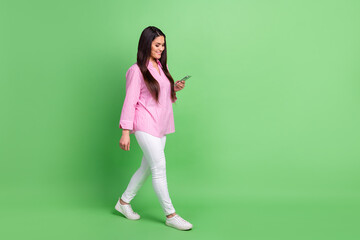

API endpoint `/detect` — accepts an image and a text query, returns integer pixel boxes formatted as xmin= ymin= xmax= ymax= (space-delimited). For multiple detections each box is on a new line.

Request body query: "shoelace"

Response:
xmin=174 ymin=215 xmax=189 ymax=224
xmin=123 ymin=204 xmax=136 ymax=215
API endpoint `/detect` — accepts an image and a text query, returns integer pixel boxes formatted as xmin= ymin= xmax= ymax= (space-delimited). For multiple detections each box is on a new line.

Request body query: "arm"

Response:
xmin=119 ymin=66 xmax=141 ymax=151
xmin=119 ymin=66 xmax=141 ymax=131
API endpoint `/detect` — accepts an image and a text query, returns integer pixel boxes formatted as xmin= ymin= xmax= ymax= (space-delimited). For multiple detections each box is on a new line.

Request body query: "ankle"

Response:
xmin=120 ymin=198 xmax=129 ymax=205
xmin=166 ymin=212 xmax=176 ymax=218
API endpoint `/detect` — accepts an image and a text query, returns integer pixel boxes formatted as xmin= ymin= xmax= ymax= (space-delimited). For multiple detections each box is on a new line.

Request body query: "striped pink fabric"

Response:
xmin=119 ymin=59 xmax=177 ymax=138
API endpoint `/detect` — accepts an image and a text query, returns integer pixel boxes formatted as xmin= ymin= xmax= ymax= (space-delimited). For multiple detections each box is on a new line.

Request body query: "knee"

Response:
xmin=151 ymin=162 xmax=166 ymax=179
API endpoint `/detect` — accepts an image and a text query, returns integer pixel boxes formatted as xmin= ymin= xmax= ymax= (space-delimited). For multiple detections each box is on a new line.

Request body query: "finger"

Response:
xmin=127 ymin=143 xmax=130 ymax=151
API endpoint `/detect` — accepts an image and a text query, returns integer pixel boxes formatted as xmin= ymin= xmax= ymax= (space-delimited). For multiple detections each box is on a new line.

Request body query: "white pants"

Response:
xmin=121 ymin=131 xmax=176 ymax=216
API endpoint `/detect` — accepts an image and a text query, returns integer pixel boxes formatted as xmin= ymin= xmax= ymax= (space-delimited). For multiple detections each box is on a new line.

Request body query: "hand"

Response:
xmin=174 ymin=80 xmax=185 ymax=92
xmin=119 ymin=133 xmax=130 ymax=151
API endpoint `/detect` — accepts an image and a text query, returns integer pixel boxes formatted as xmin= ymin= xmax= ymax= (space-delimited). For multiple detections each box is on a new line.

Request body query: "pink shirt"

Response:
xmin=119 ymin=59 xmax=177 ymax=138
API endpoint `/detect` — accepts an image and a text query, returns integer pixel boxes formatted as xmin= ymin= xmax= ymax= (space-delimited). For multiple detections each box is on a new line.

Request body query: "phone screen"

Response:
xmin=180 ymin=75 xmax=191 ymax=81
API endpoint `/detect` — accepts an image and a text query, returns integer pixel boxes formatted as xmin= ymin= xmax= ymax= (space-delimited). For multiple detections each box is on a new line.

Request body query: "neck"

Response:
xmin=149 ymin=57 xmax=159 ymax=64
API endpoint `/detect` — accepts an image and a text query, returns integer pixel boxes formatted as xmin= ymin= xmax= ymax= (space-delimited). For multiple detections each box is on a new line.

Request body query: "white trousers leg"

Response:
xmin=121 ymin=131 xmax=176 ymax=216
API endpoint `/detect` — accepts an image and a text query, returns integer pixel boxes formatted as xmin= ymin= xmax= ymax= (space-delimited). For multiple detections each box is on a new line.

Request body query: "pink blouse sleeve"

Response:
xmin=119 ymin=66 xmax=141 ymax=130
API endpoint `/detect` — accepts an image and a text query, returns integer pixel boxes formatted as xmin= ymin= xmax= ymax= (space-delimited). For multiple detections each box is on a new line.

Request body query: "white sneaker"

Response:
xmin=165 ymin=214 xmax=193 ymax=230
xmin=115 ymin=199 xmax=140 ymax=220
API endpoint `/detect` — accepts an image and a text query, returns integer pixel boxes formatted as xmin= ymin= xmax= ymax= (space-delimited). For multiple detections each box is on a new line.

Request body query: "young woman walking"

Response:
xmin=116 ymin=26 xmax=192 ymax=231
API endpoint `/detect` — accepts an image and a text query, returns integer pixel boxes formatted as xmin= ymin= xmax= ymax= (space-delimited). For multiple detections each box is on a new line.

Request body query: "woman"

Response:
xmin=116 ymin=26 xmax=192 ymax=231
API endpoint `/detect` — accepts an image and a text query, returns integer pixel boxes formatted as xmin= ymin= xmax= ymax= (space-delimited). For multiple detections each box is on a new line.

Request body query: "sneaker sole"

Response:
xmin=165 ymin=221 xmax=192 ymax=231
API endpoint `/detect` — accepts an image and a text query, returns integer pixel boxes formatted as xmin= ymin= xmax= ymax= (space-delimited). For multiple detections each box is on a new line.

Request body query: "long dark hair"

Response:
xmin=136 ymin=26 xmax=176 ymax=103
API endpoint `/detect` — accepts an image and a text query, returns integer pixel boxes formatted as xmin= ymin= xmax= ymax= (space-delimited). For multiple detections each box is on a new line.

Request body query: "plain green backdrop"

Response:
xmin=1 ymin=0 xmax=360 ymax=239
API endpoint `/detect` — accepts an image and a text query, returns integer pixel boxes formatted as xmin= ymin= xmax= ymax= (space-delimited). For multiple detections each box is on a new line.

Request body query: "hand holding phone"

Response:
xmin=175 ymin=75 xmax=191 ymax=85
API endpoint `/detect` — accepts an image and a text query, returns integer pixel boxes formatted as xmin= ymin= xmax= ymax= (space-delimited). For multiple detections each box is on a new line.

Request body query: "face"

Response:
xmin=150 ymin=35 xmax=165 ymax=60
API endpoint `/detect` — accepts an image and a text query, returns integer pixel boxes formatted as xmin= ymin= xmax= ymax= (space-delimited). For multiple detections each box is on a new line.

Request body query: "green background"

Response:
xmin=1 ymin=0 xmax=360 ymax=239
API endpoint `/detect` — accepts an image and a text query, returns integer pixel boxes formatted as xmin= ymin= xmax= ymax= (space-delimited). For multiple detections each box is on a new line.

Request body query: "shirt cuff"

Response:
xmin=119 ymin=120 xmax=133 ymax=130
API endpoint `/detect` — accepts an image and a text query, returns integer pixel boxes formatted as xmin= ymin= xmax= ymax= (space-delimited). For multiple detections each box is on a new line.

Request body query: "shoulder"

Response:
xmin=125 ymin=63 xmax=143 ymax=80
xmin=126 ymin=63 xmax=141 ymax=74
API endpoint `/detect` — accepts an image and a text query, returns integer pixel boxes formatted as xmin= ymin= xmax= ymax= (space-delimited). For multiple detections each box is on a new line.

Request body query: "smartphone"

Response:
xmin=176 ymin=75 xmax=191 ymax=85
